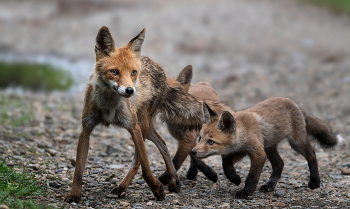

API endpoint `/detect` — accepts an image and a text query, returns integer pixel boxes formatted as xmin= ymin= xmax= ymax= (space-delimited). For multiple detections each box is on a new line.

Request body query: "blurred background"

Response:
xmin=1 ymin=1 xmax=350 ymax=207
xmin=1 ymin=0 xmax=350 ymax=147
xmin=0 ymin=0 xmax=349 ymax=146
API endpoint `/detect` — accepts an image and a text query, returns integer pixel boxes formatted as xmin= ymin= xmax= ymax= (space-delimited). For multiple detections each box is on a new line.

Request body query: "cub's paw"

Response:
xmin=111 ymin=186 xmax=127 ymax=198
xmin=227 ymin=174 xmax=241 ymax=186
xmin=235 ymin=189 xmax=252 ymax=199
xmin=186 ymin=167 xmax=198 ymax=180
xmin=259 ymin=184 xmax=275 ymax=192
xmin=64 ymin=194 xmax=81 ymax=203
xmin=308 ymin=177 xmax=320 ymax=190
xmin=168 ymin=177 xmax=181 ymax=193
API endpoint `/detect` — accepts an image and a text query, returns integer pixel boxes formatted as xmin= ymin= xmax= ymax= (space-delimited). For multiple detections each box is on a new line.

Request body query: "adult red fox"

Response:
xmin=192 ymin=97 xmax=343 ymax=198
xmin=65 ymin=26 xmax=204 ymax=202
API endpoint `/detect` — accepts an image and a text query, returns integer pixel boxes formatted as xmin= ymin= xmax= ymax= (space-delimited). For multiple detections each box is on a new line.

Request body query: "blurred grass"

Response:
xmin=0 ymin=62 xmax=73 ymax=91
xmin=305 ymin=0 xmax=350 ymax=14
xmin=0 ymin=160 xmax=51 ymax=209
xmin=0 ymin=95 xmax=33 ymax=129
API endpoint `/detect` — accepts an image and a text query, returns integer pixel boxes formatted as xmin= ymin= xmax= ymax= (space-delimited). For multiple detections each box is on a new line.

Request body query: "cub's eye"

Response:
xmin=208 ymin=140 xmax=214 ymax=145
xmin=110 ymin=69 xmax=119 ymax=75
xmin=131 ymin=70 xmax=137 ymax=76
xmin=198 ymin=136 xmax=201 ymax=142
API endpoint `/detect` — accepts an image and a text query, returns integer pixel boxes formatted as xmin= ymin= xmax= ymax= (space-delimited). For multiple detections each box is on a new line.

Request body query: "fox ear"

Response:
xmin=95 ymin=26 xmax=116 ymax=57
xmin=176 ymin=65 xmax=193 ymax=85
xmin=216 ymin=111 xmax=236 ymax=134
xmin=202 ymin=102 xmax=217 ymax=124
xmin=127 ymin=28 xmax=146 ymax=58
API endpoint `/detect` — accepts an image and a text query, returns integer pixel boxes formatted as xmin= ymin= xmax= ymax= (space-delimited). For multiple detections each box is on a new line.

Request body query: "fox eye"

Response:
xmin=198 ymin=136 xmax=201 ymax=142
xmin=131 ymin=70 xmax=137 ymax=76
xmin=208 ymin=140 xmax=214 ymax=145
xmin=110 ymin=69 xmax=119 ymax=75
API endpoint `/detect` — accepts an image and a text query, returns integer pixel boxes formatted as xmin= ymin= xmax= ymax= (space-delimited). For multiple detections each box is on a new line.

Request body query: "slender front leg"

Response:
xmin=65 ymin=126 xmax=95 ymax=203
xmin=158 ymin=130 xmax=196 ymax=184
xmin=148 ymin=128 xmax=181 ymax=193
xmin=129 ymin=124 xmax=165 ymax=200
xmin=189 ymin=153 xmax=218 ymax=182
xmin=235 ymin=147 xmax=266 ymax=199
xmin=222 ymin=152 xmax=246 ymax=185
xmin=111 ymin=149 xmax=141 ymax=197
xmin=260 ymin=145 xmax=284 ymax=192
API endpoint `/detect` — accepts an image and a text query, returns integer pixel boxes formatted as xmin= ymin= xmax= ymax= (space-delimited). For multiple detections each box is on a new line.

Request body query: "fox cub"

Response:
xmin=192 ymin=97 xmax=343 ymax=198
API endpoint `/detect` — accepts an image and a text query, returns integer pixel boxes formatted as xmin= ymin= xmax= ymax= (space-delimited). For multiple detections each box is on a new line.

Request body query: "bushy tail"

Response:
xmin=158 ymin=86 xmax=203 ymax=130
xmin=303 ymin=110 xmax=343 ymax=147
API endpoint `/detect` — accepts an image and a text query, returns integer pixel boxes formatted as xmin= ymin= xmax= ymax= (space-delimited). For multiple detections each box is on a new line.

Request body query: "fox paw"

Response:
xmin=227 ymin=174 xmax=241 ymax=185
xmin=111 ymin=186 xmax=127 ymax=198
xmin=168 ymin=177 xmax=181 ymax=193
xmin=64 ymin=194 xmax=81 ymax=203
xmin=151 ymin=184 xmax=165 ymax=201
xmin=259 ymin=184 xmax=275 ymax=192
xmin=308 ymin=177 xmax=320 ymax=190
xmin=186 ymin=167 xmax=198 ymax=180
xmin=235 ymin=189 xmax=252 ymax=199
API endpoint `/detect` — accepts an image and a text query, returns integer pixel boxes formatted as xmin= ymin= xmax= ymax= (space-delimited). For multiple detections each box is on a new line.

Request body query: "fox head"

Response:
xmin=167 ymin=65 xmax=193 ymax=92
xmin=93 ymin=26 xmax=145 ymax=97
xmin=192 ymin=102 xmax=236 ymax=159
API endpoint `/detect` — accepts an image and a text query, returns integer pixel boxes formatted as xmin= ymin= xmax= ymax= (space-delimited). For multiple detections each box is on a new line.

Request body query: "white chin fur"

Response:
xmin=337 ymin=134 xmax=345 ymax=145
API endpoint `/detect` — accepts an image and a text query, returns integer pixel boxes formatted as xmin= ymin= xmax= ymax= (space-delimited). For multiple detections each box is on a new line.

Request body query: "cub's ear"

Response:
xmin=127 ymin=28 xmax=146 ymax=58
xmin=202 ymin=102 xmax=217 ymax=124
xmin=95 ymin=26 xmax=116 ymax=57
xmin=176 ymin=65 xmax=193 ymax=85
xmin=216 ymin=111 xmax=236 ymax=134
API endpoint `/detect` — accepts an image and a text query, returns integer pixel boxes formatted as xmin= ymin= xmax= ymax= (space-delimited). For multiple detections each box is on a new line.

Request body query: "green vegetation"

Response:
xmin=0 ymin=61 xmax=73 ymax=91
xmin=0 ymin=95 xmax=34 ymax=129
xmin=0 ymin=160 xmax=49 ymax=209
xmin=305 ymin=0 xmax=350 ymax=14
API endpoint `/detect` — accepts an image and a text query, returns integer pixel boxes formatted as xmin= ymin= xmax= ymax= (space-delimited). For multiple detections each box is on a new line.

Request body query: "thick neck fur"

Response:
xmin=90 ymin=73 xmax=123 ymax=109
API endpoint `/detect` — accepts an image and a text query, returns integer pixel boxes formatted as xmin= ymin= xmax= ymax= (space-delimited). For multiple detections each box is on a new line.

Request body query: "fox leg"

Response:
xmin=289 ymin=135 xmax=320 ymax=190
xmin=130 ymin=123 xmax=165 ymax=200
xmin=189 ymin=153 xmax=218 ymax=182
xmin=235 ymin=146 xmax=266 ymax=199
xmin=222 ymin=152 xmax=246 ymax=185
xmin=111 ymin=149 xmax=141 ymax=198
xmin=147 ymin=128 xmax=181 ymax=193
xmin=260 ymin=145 xmax=284 ymax=192
xmin=65 ymin=125 xmax=95 ymax=203
xmin=158 ymin=131 xmax=195 ymax=184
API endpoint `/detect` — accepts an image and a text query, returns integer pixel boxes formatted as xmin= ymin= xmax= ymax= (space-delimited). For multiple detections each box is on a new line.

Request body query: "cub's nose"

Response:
xmin=191 ymin=149 xmax=197 ymax=156
xmin=125 ymin=87 xmax=134 ymax=95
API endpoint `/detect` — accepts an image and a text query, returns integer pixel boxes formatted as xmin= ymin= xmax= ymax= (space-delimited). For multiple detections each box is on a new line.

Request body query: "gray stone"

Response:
xmin=273 ymin=190 xmax=286 ymax=197
xmin=137 ymin=179 xmax=145 ymax=185
xmin=49 ymin=181 xmax=61 ymax=188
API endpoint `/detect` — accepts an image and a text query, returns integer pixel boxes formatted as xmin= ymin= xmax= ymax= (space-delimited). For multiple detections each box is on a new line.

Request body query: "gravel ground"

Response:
xmin=1 ymin=0 xmax=350 ymax=208
xmin=0 ymin=93 xmax=349 ymax=209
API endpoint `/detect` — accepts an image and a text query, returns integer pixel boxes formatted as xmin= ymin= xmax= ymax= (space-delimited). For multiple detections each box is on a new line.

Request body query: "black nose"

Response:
xmin=191 ymin=149 xmax=197 ymax=156
xmin=125 ymin=87 xmax=134 ymax=95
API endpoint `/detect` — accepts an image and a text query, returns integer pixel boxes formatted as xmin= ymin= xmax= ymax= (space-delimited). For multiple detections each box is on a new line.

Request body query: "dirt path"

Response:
xmin=0 ymin=0 xmax=350 ymax=208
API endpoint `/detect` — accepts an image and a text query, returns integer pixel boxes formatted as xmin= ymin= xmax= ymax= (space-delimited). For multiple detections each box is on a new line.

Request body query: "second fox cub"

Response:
xmin=192 ymin=97 xmax=343 ymax=198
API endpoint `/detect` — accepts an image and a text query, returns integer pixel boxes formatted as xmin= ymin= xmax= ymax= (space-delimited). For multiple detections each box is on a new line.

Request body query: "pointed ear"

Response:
xmin=176 ymin=65 xmax=193 ymax=85
xmin=127 ymin=28 xmax=146 ymax=58
xmin=95 ymin=26 xmax=116 ymax=57
xmin=216 ymin=111 xmax=236 ymax=134
xmin=202 ymin=102 xmax=217 ymax=124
